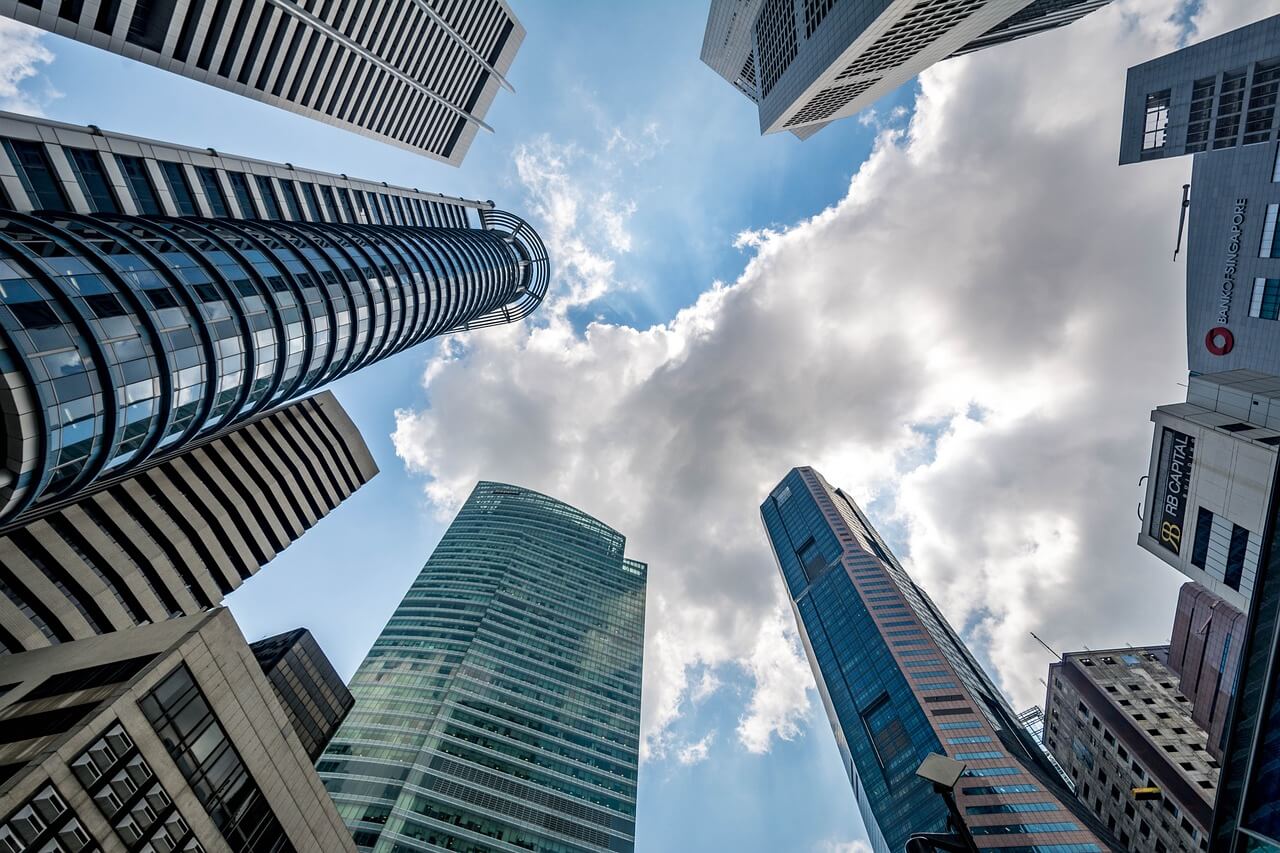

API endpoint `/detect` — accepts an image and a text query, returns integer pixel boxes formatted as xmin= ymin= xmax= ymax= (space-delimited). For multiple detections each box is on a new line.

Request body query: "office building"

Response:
xmin=1138 ymin=371 xmax=1280 ymax=612
xmin=1168 ymin=583 xmax=1247 ymax=762
xmin=0 ymin=389 xmax=376 ymax=654
xmin=318 ymin=481 xmax=646 ymax=853
xmin=1119 ymin=17 xmax=1280 ymax=377
xmin=250 ymin=628 xmax=355 ymax=762
xmin=701 ymin=0 xmax=1109 ymax=138
xmin=0 ymin=0 xmax=524 ymax=165
xmin=1208 ymin=453 xmax=1280 ymax=852
xmin=760 ymin=466 xmax=1116 ymax=853
xmin=0 ymin=608 xmax=357 ymax=852
xmin=0 ymin=112 xmax=548 ymax=528
xmin=1120 ymin=15 xmax=1280 ymax=165
xmin=1044 ymin=647 xmax=1218 ymax=852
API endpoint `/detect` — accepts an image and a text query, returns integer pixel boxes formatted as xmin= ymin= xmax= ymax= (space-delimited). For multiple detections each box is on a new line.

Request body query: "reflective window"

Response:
xmin=226 ymin=171 xmax=258 ymax=219
xmin=195 ymin=167 xmax=229 ymax=217
xmin=65 ymin=147 xmax=119 ymax=213
xmin=254 ymin=175 xmax=283 ymax=219
xmin=159 ymin=162 xmax=198 ymax=216
xmin=4 ymin=138 xmax=68 ymax=210
xmin=116 ymin=155 xmax=161 ymax=215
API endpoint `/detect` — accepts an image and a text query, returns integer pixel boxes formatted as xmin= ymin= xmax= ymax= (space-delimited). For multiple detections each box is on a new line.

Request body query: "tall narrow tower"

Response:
xmin=760 ymin=466 xmax=1117 ymax=853
xmin=319 ymin=481 xmax=647 ymax=853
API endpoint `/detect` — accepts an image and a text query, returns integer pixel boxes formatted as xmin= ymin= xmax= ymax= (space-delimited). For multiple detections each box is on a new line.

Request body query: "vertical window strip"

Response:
xmin=1251 ymin=278 xmax=1280 ymax=320
xmin=1260 ymin=204 xmax=1279 ymax=258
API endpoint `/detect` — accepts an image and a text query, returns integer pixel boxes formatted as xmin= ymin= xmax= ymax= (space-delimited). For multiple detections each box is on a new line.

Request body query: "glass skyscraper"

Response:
xmin=318 ymin=481 xmax=646 ymax=853
xmin=760 ymin=466 xmax=1116 ymax=853
xmin=0 ymin=113 xmax=548 ymax=528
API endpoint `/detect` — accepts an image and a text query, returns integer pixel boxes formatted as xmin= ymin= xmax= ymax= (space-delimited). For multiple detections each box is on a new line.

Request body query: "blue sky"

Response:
xmin=7 ymin=0 xmax=1278 ymax=850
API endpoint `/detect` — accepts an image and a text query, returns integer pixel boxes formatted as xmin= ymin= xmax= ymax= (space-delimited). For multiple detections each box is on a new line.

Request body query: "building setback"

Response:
xmin=1044 ymin=647 xmax=1218 ymax=853
xmin=1138 ymin=371 xmax=1280 ymax=613
xmin=250 ymin=628 xmax=355 ymax=763
xmin=318 ymin=481 xmax=646 ymax=853
xmin=0 ymin=0 xmax=525 ymax=165
xmin=760 ymin=466 xmax=1116 ymax=853
xmin=1167 ymin=582 xmax=1247 ymax=762
xmin=0 ymin=608 xmax=357 ymax=852
xmin=701 ymin=0 xmax=1109 ymax=139
xmin=0 ymin=389 xmax=375 ymax=654
xmin=0 ymin=113 xmax=547 ymax=527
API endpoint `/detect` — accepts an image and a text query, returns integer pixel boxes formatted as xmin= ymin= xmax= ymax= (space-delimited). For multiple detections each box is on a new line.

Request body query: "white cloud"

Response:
xmin=675 ymin=732 xmax=715 ymax=765
xmin=393 ymin=0 xmax=1280 ymax=760
xmin=817 ymin=841 xmax=872 ymax=853
xmin=0 ymin=19 xmax=56 ymax=115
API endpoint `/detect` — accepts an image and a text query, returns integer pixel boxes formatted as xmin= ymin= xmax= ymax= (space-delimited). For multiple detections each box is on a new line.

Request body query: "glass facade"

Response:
xmin=760 ymin=467 xmax=1115 ymax=853
xmin=318 ymin=481 xmax=646 ymax=853
xmin=0 ymin=208 xmax=548 ymax=526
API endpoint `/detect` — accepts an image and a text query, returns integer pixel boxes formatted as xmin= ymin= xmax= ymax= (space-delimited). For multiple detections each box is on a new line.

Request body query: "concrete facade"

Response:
xmin=0 ymin=0 xmax=524 ymax=165
xmin=1167 ymin=582 xmax=1247 ymax=762
xmin=701 ymin=0 xmax=1109 ymax=137
xmin=0 ymin=609 xmax=356 ymax=852
xmin=1138 ymin=371 xmax=1280 ymax=612
xmin=0 ymin=391 xmax=377 ymax=653
xmin=1045 ymin=648 xmax=1218 ymax=853
xmin=1119 ymin=15 xmax=1280 ymax=165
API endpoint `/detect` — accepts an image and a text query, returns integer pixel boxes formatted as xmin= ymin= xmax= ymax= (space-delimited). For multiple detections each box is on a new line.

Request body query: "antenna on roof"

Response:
xmin=1031 ymin=632 xmax=1059 ymax=658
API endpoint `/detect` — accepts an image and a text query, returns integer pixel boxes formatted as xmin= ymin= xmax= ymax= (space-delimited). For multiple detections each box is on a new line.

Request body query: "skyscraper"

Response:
xmin=0 ymin=389 xmax=376 ymax=653
xmin=1043 ymin=646 xmax=1218 ymax=852
xmin=0 ymin=608 xmax=358 ymax=852
xmin=318 ymin=481 xmax=646 ymax=853
xmin=0 ymin=113 xmax=548 ymax=528
xmin=760 ymin=466 xmax=1116 ymax=853
xmin=0 ymin=0 xmax=525 ymax=165
xmin=701 ymin=0 xmax=1110 ymax=139
xmin=1168 ymin=582 xmax=1247 ymax=762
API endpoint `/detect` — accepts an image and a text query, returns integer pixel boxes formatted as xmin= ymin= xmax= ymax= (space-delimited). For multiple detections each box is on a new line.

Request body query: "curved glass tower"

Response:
xmin=319 ymin=481 xmax=646 ymax=853
xmin=0 ymin=209 xmax=547 ymax=525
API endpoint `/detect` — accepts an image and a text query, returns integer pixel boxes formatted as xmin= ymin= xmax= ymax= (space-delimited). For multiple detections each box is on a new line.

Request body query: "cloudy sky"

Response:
xmin=5 ymin=0 xmax=1279 ymax=849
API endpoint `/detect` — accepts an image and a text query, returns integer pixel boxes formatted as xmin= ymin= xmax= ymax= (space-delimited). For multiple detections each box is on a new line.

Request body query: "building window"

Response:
xmin=277 ymin=179 xmax=304 ymax=220
xmin=1224 ymin=524 xmax=1248 ymax=590
xmin=159 ymin=162 xmax=197 ymax=216
xmin=195 ymin=167 xmax=229 ymax=217
xmin=1191 ymin=507 xmax=1214 ymax=569
xmin=1243 ymin=59 xmax=1280 ymax=145
xmin=1273 ymin=142 xmax=1280 ymax=181
xmin=1187 ymin=76 xmax=1217 ymax=153
xmin=1214 ymin=70 xmax=1248 ymax=149
xmin=253 ymin=175 xmax=283 ymax=219
xmin=1251 ymin=278 xmax=1280 ymax=319
xmin=65 ymin=147 xmax=119 ymax=213
xmin=299 ymin=182 xmax=324 ymax=221
xmin=4 ymin=138 xmax=68 ymax=210
xmin=226 ymin=171 xmax=258 ymax=218
xmin=1262 ymin=205 xmax=1280 ymax=257
xmin=115 ymin=155 xmax=161 ymax=215
xmin=140 ymin=665 xmax=291 ymax=851
xmin=1143 ymin=90 xmax=1170 ymax=151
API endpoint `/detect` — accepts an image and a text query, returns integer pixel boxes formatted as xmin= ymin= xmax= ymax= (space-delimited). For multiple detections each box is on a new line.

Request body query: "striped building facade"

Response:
xmin=318 ymin=481 xmax=646 ymax=853
xmin=0 ymin=389 xmax=378 ymax=654
xmin=0 ymin=113 xmax=547 ymax=527
xmin=0 ymin=0 xmax=524 ymax=165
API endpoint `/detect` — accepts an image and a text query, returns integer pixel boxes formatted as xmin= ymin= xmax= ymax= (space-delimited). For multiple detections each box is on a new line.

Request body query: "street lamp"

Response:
xmin=906 ymin=754 xmax=981 ymax=853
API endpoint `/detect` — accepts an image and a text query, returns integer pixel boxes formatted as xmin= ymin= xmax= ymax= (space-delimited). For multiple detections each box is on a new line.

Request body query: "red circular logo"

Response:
xmin=1205 ymin=327 xmax=1234 ymax=355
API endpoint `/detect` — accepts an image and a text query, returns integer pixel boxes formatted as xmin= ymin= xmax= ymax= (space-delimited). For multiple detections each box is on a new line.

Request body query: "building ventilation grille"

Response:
xmin=837 ymin=0 xmax=987 ymax=80
xmin=756 ymin=0 xmax=799 ymax=96
xmin=785 ymin=77 xmax=881 ymax=126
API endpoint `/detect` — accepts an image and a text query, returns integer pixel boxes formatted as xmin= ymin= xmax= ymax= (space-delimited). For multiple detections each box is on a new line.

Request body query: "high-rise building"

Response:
xmin=0 ymin=113 xmax=547 ymax=528
xmin=1118 ymin=16 xmax=1280 ymax=377
xmin=1043 ymin=647 xmax=1218 ymax=852
xmin=0 ymin=608 xmax=357 ymax=852
xmin=0 ymin=0 xmax=525 ymax=165
xmin=1120 ymin=15 xmax=1280 ymax=165
xmin=701 ymin=0 xmax=1109 ymax=139
xmin=0 ymin=389 xmax=376 ymax=653
xmin=251 ymin=627 xmax=356 ymax=762
xmin=1168 ymin=583 xmax=1247 ymax=762
xmin=760 ymin=466 xmax=1117 ymax=853
xmin=1138 ymin=371 xmax=1280 ymax=613
xmin=318 ymin=481 xmax=647 ymax=853
xmin=1208 ymin=450 xmax=1280 ymax=852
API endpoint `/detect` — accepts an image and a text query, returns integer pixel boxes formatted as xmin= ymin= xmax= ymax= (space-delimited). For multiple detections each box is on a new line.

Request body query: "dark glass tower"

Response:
xmin=0 ymin=209 xmax=547 ymax=526
xmin=760 ymin=466 xmax=1116 ymax=853
xmin=318 ymin=481 xmax=646 ymax=853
